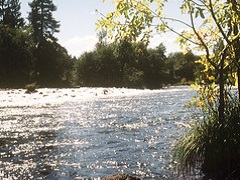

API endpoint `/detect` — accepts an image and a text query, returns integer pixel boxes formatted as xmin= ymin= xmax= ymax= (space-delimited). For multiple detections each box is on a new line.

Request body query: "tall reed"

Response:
xmin=173 ymin=96 xmax=240 ymax=179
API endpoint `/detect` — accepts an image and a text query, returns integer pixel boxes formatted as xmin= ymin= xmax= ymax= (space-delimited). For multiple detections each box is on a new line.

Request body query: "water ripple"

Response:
xmin=0 ymin=86 xmax=200 ymax=179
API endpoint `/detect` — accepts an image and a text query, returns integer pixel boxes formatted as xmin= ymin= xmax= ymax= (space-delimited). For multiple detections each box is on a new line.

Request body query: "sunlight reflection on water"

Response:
xmin=0 ymin=86 xmax=199 ymax=179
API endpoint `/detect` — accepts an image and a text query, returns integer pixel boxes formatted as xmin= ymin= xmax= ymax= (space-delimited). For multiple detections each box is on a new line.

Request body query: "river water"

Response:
xmin=0 ymin=86 xmax=199 ymax=179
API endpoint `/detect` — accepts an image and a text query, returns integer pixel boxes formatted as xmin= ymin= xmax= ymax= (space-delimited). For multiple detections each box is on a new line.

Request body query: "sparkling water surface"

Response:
xmin=0 ymin=86 xmax=199 ymax=179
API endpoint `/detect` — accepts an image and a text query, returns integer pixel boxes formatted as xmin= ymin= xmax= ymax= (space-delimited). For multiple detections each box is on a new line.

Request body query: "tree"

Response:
xmin=28 ymin=0 xmax=60 ymax=42
xmin=33 ymin=40 xmax=73 ymax=87
xmin=0 ymin=0 xmax=24 ymax=28
xmin=0 ymin=0 xmax=32 ymax=87
xmin=76 ymin=42 xmax=122 ymax=87
xmin=76 ymin=39 xmax=197 ymax=88
xmin=167 ymin=51 xmax=200 ymax=83
xmin=28 ymin=0 xmax=72 ymax=87
xmin=76 ymin=51 xmax=100 ymax=86
xmin=176 ymin=0 xmax=239 ymax=125
xmin=140 ymin=43 xmax=167 ymax=88
xmin=116 ymin=39 xmax=134 ymax=85
xmin=97 ymin=0 xmax=240 ymax=178
xmin=95 ymin=43 xmax=122 ymax=87
xmin=0 ymin=26 xmax=33 ymax=87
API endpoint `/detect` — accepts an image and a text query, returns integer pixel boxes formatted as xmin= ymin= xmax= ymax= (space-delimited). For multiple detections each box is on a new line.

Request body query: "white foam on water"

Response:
xmin=0 ymin=86 xmax=191 ymax=107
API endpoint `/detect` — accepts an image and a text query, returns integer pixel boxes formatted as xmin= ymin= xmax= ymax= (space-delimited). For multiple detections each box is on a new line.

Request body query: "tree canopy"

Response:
xmin=0 ymin=0 xmax=24 ymax=28
xmin=0 ymin=0 xmax=74 ymax=88
xmin=28 ymin=0 xmax=60 ymax=42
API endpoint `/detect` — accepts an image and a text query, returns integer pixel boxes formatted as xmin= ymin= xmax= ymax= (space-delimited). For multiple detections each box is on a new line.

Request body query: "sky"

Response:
xmin=20 ymin=0 xmax=188 ymax=58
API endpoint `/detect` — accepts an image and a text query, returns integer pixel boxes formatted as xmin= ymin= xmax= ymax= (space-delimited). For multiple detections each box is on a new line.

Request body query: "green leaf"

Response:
xmin=199 ymin=9 xmax=205 ymax=18
xmin=196 ymin=7 xmax=205 ymax=19
xmin=195 ymin=11 xmax=199 ymax=18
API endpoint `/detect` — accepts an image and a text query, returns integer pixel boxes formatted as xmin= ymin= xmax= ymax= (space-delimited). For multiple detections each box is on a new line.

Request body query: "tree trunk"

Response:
xmin=238 ymin=69 xmax=240 ymax=100
xmin=218 ymin=69 xmax=225 ymax=124
xmin=231 ymin=0 xmax=240 ymax=101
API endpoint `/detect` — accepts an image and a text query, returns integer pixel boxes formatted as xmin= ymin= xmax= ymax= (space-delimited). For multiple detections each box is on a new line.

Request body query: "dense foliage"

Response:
xmin=0 ymin=0 xmax=73 ymax=87
xmin=0 ymin=0 xmax=200 ymax=88
xmin=76 ymin=40 xmax=200 ymax=89
xmin=28 ymin=0 xmax=60 ymax=42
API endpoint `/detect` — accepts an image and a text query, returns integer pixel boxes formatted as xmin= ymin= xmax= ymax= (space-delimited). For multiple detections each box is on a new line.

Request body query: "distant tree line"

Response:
xmin=0 ymin=0 xmax=201 ymax=89
xmin=76 ymin=35 xmax=202 ymax=89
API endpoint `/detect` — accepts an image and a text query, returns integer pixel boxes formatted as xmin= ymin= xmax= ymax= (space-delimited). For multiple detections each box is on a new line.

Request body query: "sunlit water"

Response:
xmin=0 ymin=86 xmax=200 ymax=179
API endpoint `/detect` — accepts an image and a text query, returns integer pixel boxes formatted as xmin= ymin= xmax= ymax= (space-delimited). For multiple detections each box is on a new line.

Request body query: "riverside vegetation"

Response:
xmin=0 ymin=0 xmax=201 ymax=89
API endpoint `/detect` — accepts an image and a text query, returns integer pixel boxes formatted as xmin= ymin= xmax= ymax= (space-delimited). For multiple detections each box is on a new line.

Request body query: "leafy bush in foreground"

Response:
xmin=173 ymin=96 xmax=240 ymax=179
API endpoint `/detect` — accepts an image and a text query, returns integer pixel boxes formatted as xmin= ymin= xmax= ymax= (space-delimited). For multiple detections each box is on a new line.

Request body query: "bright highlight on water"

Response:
xmin=0 ymin=86 xmax=199 ymax=179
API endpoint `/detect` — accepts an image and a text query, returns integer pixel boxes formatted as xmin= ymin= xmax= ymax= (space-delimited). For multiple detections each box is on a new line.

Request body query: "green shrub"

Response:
xmin=173 ymin=97 xmax=240 ymax=179
xmin=25 ymin=83 xmax=38 ymax=93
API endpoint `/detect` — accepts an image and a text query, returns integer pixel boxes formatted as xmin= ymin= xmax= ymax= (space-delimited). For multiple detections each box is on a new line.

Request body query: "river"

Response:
xmin=0 ymin=86 xmax=200 ymax=179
